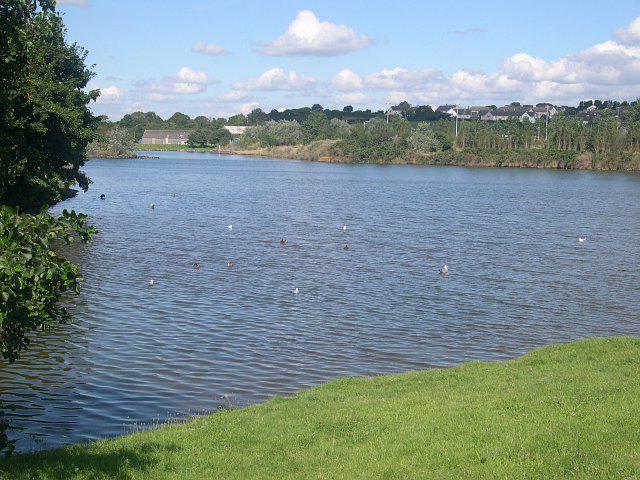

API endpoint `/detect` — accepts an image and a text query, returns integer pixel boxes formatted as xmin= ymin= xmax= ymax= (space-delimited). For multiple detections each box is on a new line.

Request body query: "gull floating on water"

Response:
xmin=439 ymin=265 xmax=449 ymax=275
xmin=343 ymin=225 xmax=347 ymax=231
xmin=148 ymin=279 xmax=155 ymax=286
xmin=293 ymin=287 xmax=299 ymax=295
xmin=99 ymin=194 xmax=105 ymax=200
xmin=149 ymin=203 xmax=155 ymax=209
xmin=578 ymin=236 xmax=587 ymax=243
xmin=227 ymin=260 xmax=233 ymax=268
xmin=227 ymin=225 xmax=233 ymax=231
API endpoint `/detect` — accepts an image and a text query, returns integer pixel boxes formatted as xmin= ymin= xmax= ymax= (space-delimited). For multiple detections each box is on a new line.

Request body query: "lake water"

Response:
xmin=1 ymin=152 xmax=639 ymax=452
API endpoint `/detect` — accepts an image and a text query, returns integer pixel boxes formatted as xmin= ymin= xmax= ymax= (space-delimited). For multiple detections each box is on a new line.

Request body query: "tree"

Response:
xmin=343 ymin=105 xmax=354 ymax=113
xmin=227 ymin=114 xmax=248 ymax=126
xmin=247 ymin=108 xmax=270 ymax=125
xmin=167 ymin=112 xmax=191 ymax=128
xmin=311 ymin=103 xmax=324 ymax=112
xmin=87 ymin=126 xmax=134 ymax=157
xmin=408 ymin=123 xmax=441 ymax=153
xmin=0 ymin=0 xmax=100 ymax=209
xmin=188 ymin=130 xmax=209 ymax=148
xmin=302 ymin=112 xmax=332 ymax=143
xmin=0 ymin=0 xmax=97 ymax=367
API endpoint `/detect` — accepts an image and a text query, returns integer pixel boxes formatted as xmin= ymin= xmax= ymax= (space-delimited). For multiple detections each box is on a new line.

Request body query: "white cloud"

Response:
xmin=136 ymin=67 xmax=215 ymax=98
xmin=57 ymin=0 xmax=89 ymax=6
xmin=192 ymin=42 xmax=230 ymax=56
xmin=218 ymin=91 xmax=252 ymax=101
xmin=327 ymin=14 xmax=640 ymax=107
xmin=330 ymin=69 xmax=364 ymax=90
xmin=238 ymin=102 xmax=260 ymax=114
xmin=334 ymin=92 xmax=370 ymax=105
xmin=259 ymin=10 xmax=372 ymax=56
xmin=96 ymin=85 xmax=122 ymax=103
xmin=365 ymin=67 xmax=443 ymax=90
xmin=615 ymin=16 xmax=640 ymax=46
xmin=234 ymin=68 xmax=315 ymax=91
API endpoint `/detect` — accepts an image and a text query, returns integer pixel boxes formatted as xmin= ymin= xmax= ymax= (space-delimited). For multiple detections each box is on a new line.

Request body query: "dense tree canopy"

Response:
xmin=0 ymin=0 xmax=99 ymax=209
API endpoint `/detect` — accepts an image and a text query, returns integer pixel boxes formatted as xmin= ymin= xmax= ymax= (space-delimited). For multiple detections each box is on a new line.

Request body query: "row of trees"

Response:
xmin=1 ymin=1 xmax=97 ymax=367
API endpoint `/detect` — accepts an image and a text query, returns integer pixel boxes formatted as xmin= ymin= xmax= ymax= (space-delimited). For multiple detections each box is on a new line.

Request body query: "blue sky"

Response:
xmin=57 ymin=0 xmax=640 ymax=119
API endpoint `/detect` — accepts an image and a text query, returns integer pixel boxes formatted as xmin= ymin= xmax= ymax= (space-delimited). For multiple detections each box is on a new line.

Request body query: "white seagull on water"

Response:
xmin=439 ymin=265 xmax=449 ymax=275
xmin=293 ymin=287 xmax=299 ymax=295
xmin=342 ymin=225 xmax=347 ymax=231
xmin=148 ymin=279 xmax=155 ymax=286
xmin=578 ymin=236 xmax=587 ymax=243
xmin=227 ymin=224 xmax=233 ymax=231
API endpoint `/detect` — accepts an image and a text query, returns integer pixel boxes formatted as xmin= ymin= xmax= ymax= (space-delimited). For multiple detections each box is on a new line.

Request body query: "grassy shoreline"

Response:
xmin=136 ymin=142 xmax=640 ymax=171
xmin=1 ymin=337 xmax=639 ymax=479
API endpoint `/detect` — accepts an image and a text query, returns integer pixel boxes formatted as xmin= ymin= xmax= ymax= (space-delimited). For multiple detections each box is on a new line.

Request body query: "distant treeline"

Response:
xmin=97 ymin=99 xmax=640 ymax=170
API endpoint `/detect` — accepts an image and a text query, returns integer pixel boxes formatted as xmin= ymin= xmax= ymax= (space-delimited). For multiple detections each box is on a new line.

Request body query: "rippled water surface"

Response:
xmin=2 ymin=152 xmax=640 ymax=452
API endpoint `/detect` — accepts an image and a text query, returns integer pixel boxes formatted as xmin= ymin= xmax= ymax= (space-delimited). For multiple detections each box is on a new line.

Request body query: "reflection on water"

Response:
xmin=1 ymin=152 xmax=639 ymax=452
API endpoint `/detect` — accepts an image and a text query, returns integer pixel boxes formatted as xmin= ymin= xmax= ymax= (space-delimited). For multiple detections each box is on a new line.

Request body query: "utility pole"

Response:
xmin=455 ymin=104 xmax=459 ymax=137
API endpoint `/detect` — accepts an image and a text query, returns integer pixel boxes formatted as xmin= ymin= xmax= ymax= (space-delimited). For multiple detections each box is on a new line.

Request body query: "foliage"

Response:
xmin=1 ymin=338 xmax=639 ymax=478
xmin=408 ymin=122 xmax=441 ymax=153
xmin=334 ymin=117 xmax=411 ymax=163
xmin=0 ymin=207 xmax=96 ymax=363
xmin=236 ymin=120 xmax=303 ymax=147
xmin=247 ymin=108 xmax=270 ymax=126
xmin=187 ymin=130 xmax=209 ymax=148
xmin=301 ymin=112 xmax=333 ymax=143
xmin=87 ymin=126 xmax=134 ymax=158
xmin=0 ymin=0 xmax=99 ymax=210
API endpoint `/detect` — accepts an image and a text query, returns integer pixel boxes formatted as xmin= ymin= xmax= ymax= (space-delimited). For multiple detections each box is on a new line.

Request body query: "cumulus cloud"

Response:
xmin=57 ymin=0 xmax=89 ymax=6
xmin=258 ymin=10 xmax=372 ymax=56
xmin=334 ymin=91 xmax=370 ymax=105
xmin=96 ymin=85 xmax=123 ymax=103
xmin=192 ymin=42 xmax=230 ymax=56
xmin=330 ymin=68 xmax=364 ymax=90
xmin=136 ymin=67 xmax=215 ymax=98
xmin=614 ymin=16 xmax=640 ymax=46
xmin=234 ymin=68 xmax=315 ymax=91
xmin=326 ymin=14 xmax=640 ymax=107
xmin=218 ymin=91 xmax=252 ymax=101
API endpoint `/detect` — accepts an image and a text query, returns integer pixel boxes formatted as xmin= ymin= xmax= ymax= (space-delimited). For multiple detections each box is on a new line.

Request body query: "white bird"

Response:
xmin=578 ymin=236 xmax=587 ymax=243
xmin=227 ymin=225 xmax=233 ymax=231
xmin=293 ymin=287 xmax=299 ymax=295
xmin=148 ymin=279 xmax=155 ymax=286
xmin=149 ymin=203 xmax=155 ymax=209
xmin=439 ymin=265 xmax=449 ymax=275
xmin=342 ymin=225 xmax=347 ymax=231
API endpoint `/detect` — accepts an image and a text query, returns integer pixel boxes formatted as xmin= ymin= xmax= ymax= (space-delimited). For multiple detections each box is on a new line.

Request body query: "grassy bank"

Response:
xmin=1 ymin=337 xmax=639 ymax=479
xmin=135 ymin=142 xmax=640 ymax=171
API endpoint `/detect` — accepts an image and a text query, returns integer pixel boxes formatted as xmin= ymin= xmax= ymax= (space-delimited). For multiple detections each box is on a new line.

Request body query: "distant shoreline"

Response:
xmin=135 ymin=142 xmax=640 ymax=172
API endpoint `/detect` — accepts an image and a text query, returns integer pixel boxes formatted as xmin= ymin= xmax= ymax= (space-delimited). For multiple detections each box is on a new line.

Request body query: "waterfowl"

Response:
xmin=343 ymin=225 xmax=348 ymax=231
xmin=148 ymin=279 xmax=155 ymax=286
xmin=100 ymin=194 xmax=105 ymax=200
xmin=280 ymin=238 xmax=288 ymax=245
xmin=227 ymin=260 xmax=233 ymax=268
xmin=578 ymin=236 xmax=587 ymax=243
xmin=149 ymin=203 xmax=155 ymax=209
xmin=343 ymin=244 xmax=349 ymax=250
xmin=439 ymin=265 xmax=449 ymax=275
xmin=293 ymin=287 xmax=299 ymax=295
xmin=227 ymin=225 xmax=233 ymax=231
xmin=193 ymin=262 xmax=201 ymax=269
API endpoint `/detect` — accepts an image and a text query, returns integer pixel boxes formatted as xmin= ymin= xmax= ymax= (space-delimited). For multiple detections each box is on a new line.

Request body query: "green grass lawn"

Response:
xmin=1 ymin=337 xmax=639 ymax=479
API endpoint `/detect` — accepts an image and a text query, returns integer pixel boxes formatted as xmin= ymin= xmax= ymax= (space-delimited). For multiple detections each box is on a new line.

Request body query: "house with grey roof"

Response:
xmin=139 ymin=129 xmax=192 ymax=145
